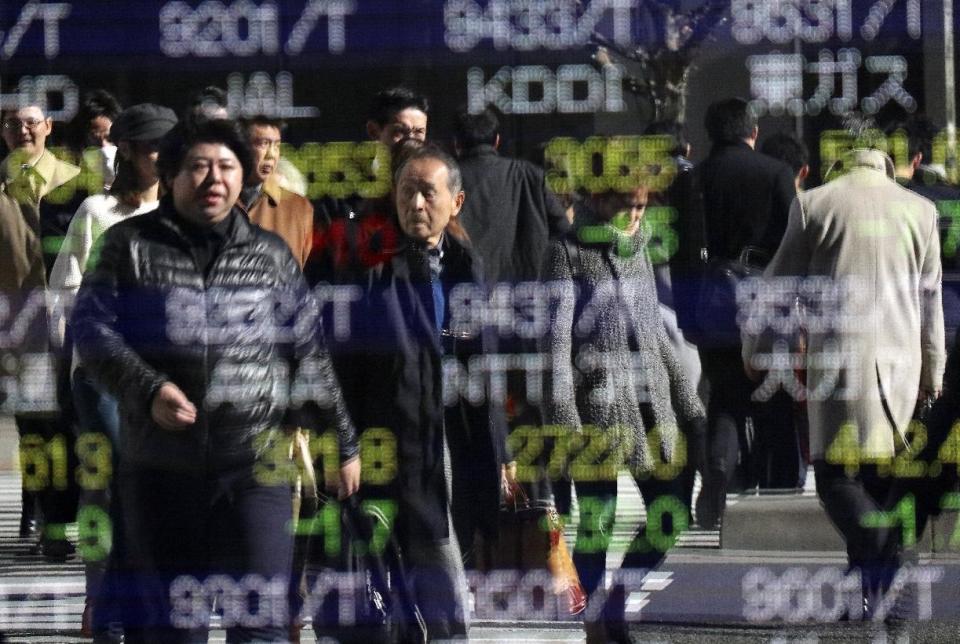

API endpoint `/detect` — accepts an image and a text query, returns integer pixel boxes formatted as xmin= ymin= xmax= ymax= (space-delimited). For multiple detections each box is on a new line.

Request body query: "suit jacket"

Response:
xmin=698 ymin=141 xmax=797 ymax=263
xmin=1 ymin=150 xmax=82 ymax=414
xmin=457 ymin=145 xmax=569 ymax=284
xmin=743 ymin=149 xmax=946 ymax=460
xmin=246 ymin=178 xmax=314 ymax=268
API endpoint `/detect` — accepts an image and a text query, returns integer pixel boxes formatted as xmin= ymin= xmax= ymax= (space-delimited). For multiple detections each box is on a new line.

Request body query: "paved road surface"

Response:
xmin=2 ymin=451 xmax=958 ymax=642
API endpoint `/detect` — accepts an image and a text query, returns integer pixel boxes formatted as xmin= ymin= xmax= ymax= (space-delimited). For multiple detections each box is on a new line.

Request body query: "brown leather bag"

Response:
xmin=477 ymin=481 xmax=587 ymax=616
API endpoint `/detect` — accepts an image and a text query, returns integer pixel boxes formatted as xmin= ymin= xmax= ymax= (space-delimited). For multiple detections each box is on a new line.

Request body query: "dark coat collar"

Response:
xmin=459 ymin=144 xmax=499 ymax=160
xmin=155 ymin=194 xmax=255 ymax=249
xmin=390 ymin=232 xmax=478 ymax=284
xmin=709 ymin=140 xmax=754 ymax=155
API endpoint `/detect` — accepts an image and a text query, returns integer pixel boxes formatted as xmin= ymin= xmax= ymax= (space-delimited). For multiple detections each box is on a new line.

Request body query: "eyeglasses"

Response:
xmin=2 ymin=118 xmax=46 ymax=131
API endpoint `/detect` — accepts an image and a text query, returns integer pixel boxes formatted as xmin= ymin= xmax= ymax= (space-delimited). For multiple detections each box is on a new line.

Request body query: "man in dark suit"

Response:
xmin=453 ymin=108 xmax=569 ymax=285
xmin=694 ymin=98 xmax=797 ymax=528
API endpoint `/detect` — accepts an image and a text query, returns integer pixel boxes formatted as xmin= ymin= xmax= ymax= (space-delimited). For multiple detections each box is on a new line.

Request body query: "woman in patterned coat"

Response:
xmin=544 ymin=188 xmax=706 ymax=643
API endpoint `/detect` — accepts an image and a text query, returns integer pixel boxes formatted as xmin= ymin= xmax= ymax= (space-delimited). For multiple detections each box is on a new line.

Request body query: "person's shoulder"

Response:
xmin=75 ymin=193 xmax=117 ymax=215
xmin=276 ymin=185 xmax=313 ymax=212
xmin=244 ymin=212 xmax=292 ymax=249
xmin=441 ymin=233 xmax=480 ymax=277
xmin=736 ymin=145 xmax=792 ymax=176
xmin=105 ymin=208 xmax=162 ymax=235
xmin=264 ymin=180 xmax=313 ymax=215
xmin=49 ymin=153 xmax=81 ymax=185
xmin=890 ymin=179 xmax=939 ymax=214
xmin=512 ymin=155 xmax=548 ymax=180
xmin=92 ymin=210 xmax=154 ymax=254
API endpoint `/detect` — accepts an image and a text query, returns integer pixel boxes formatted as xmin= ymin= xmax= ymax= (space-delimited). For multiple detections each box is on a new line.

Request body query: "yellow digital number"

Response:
xmin=75 ymin=432 xmax=112 ymax=491
xmin=360 ymin=427 xmax=397 ymax=485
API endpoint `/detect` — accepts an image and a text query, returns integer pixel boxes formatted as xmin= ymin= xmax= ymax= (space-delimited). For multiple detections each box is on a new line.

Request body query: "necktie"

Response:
xmin=427 ymin=247 xmax=444 ymax=333
xmin=8 ymin=164 xmax=43 ymax=205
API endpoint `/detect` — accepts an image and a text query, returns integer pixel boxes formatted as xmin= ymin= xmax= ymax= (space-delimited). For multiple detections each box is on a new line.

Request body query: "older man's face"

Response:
xmin=395 ymin=157 xmax=463 ymax=248
xmin=247 ymin=124 xmax=282 ymax=185
xmin=2 ymin=106 xmax=52 ymax=160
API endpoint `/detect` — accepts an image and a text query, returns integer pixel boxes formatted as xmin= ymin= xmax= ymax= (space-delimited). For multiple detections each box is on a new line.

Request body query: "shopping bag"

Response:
xmin=476 ymin=481 xmax=586 ymax=616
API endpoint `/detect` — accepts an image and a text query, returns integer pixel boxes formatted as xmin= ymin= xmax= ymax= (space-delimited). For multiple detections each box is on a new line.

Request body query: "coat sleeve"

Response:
xmin=542 ymin=240 xmax=582 ymax=433
xmin=280 ymin=252 xmax=360 ymax=462
xmin=71 ymin=225 xmax=169 ymax=413
xmin=649 ymin=263 xmax=705 ymax=426
xmin=301 ymin=203 xmax=314 ymax=269
xmin=919 ymin=209 xmax=946 ymax=393
xmin=742 ymin=194 xmax=809 ymax=369
xmin=47 ymin=200 xmax=92 ymax=349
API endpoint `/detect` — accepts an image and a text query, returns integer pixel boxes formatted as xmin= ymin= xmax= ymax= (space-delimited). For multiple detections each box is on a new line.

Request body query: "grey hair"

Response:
xmin=393 ymin=143 xmax=462 ymax=193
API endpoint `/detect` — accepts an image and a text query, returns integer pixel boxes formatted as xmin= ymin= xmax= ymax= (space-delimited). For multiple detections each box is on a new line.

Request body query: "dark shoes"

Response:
xmin=695 ymin=469 xmax=728 ymax=530
xmin=584 ymin=584 xmax=635 ymax=644
xmin=39 ymin=536 xmax=76 ymax=561
xmin=81 ymin=599 xmax=94 ymax=639
xmin=18 ymin=515 xmax=38 ymax=539
xmin=19 ymin=490 xmax=39 ymax=538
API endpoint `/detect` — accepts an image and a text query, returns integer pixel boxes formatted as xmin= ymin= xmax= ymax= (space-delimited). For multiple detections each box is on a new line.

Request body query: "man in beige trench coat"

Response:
xmin=742 ymin=148 xmax=946 ymax=617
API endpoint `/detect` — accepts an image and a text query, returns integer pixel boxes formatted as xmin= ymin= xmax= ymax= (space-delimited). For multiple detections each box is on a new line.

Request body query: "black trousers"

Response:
xmin=573 ymin=470 xmax=687 ymax=599
xmin=15 ymin=414 xmax=79 ymax=537
xmin=699 ymin=348 xmax=804 ymax=490
xmin=813 ymin=461 xmax=900 ymax=598
xmin=99 ymin=465 xmax=293 ymax=643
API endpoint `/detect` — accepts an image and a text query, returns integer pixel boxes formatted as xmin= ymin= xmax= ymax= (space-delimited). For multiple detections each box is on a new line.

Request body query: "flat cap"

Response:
xmin=110 ymin=103 xmax=177 ymax=142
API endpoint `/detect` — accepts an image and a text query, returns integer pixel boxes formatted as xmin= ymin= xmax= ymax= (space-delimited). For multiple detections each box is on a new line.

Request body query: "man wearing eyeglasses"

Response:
xmin=240 ymin=115 xmax=314 ymax=269
xmin=1 ymin=105 xmax=83 ymax=273
xmin=1 ymin=104 xmax=83 ymax=560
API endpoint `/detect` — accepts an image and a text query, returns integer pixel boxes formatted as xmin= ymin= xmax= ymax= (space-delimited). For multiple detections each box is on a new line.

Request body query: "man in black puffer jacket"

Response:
xmin=71 ymin=119 xmax=359 ymax=642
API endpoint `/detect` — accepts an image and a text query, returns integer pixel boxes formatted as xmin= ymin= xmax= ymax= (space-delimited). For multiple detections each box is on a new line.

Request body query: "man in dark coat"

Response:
xmin=453 ymin=108 xmax=569 ymax=285
xmin=337 ymin=144 xmax=507 ymax=638
xmin=452 ymin=108 xmax=569 ymax=510
xmin=307 ymin=87 xmax=430 ymax=287
xmin=694 ymin=98 xmax=797 ymax=527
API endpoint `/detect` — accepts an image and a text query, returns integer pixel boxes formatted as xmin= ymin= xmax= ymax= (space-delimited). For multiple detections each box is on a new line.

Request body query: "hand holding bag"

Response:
xmin=477 ymin=481 xmax=587 ymax=616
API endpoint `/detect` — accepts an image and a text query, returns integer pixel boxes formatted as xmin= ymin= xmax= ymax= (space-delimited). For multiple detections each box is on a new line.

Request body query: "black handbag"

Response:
xmin=310 ymin=494 xmax=427 ymax=644
xmin=695 ymin=246 xmax=768 ymax=346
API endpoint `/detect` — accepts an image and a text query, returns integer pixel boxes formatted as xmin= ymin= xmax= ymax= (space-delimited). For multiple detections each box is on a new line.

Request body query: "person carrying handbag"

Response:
xmin=543 ymin=188 xmax=706 ymax=644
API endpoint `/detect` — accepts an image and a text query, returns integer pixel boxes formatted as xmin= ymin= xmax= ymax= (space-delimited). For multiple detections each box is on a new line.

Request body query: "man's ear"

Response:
xmin=452 ymin=190 xmax=465 ymax=216
xmin=366 ymin=120 xmax=381 ymax=141
xmin=494 ymin=133 xmax=501 ymax=150
xmin=798 ymin=164 xmax=809 ymax=184
xmin=911 ymin=152 xmax=923 ymax=170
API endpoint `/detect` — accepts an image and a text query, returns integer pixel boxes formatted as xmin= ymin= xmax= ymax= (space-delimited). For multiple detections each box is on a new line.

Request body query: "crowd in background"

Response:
xmin=0 ymin=83 xmax=959 ymax=643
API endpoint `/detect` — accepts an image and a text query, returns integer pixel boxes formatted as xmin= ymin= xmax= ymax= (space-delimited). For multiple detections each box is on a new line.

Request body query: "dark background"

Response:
xmin=0 ymin=0 xmax=942 ymax=180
